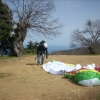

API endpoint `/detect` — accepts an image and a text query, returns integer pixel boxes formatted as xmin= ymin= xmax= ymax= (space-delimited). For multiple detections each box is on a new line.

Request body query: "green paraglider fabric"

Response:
xmin=64 ymin=73 xmax=74 ymax=79
xmin=64 ymin=71 xmax=76 ymax=79
xmin=74 ymin=69 xmax=100 ymax=83
xmin=50 ymin=60 xmax=55 ymax=62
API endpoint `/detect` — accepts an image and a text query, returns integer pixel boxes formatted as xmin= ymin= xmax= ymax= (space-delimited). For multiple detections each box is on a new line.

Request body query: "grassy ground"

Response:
xmin=0 ymin=55 xmax=100 ymax=100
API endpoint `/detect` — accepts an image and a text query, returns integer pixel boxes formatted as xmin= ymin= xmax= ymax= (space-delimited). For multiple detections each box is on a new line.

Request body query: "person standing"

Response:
xmin=37 ymin=40 xmax=48 ymax=65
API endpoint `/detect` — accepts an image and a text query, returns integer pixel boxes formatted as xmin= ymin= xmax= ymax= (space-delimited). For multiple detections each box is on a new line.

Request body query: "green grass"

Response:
xmin=0 ymin=54 xmax=37 ymax=61
xmin=0 ymin=72 xmax=12 ymax=78
xmin=19 ymin=76 xmax=32 ymax=84
xmin=0 ymin=56 xmax=16 ymax=60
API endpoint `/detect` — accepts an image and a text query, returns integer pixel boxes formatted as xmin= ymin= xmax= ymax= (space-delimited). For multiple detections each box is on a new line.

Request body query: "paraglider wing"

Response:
xmin=64 ymin=71 xmax=76 ymax=79
xmin=74 ymin=69 xmax=100 ymax=86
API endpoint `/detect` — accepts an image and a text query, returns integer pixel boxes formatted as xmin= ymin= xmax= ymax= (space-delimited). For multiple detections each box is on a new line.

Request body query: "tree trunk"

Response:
xmin=1 ymin=47 xmax=4 ymax=57
xmin=0 ymin=42 xmax=4 ymax=57
xmin=13 ymin=22 xmax=27 ymax=57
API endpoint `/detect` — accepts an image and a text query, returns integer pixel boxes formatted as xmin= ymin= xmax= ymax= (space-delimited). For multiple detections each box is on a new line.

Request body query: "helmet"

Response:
xmin=43 ymin=43 xmax=48 ymax=48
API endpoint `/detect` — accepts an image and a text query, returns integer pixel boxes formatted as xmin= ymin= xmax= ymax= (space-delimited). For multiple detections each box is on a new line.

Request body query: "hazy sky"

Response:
xmin=3 ymin=0 xmax=100 ymax=50
xmin=23 ymin=0 xmax=100 ymax=49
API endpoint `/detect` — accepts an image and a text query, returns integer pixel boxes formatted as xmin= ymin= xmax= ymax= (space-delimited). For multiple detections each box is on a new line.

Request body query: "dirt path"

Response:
xmin=0 ymin=55 xmax=100 ymax=100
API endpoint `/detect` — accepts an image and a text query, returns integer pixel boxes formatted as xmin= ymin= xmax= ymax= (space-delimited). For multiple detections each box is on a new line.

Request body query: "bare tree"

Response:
xmin=3 ymin=0 xmax=63 ymax=56
xmin=70 ymin=19 xmax=100 ymax=54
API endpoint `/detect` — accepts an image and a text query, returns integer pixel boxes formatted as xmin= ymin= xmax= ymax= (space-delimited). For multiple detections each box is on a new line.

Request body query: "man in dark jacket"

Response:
xmin=37 ymin=40 xmax=48 ymax=65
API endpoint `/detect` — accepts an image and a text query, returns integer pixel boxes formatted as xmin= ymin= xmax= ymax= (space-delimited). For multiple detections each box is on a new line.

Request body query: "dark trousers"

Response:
xmin=37 ymin=53 xmax=45 ymax=65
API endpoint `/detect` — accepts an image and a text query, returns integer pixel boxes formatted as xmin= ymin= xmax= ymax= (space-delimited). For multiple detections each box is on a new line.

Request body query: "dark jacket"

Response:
xmin=37 ymin=43 xmax=48 ymax=58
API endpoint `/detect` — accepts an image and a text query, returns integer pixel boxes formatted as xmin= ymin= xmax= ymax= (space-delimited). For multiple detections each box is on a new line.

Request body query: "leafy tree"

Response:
xmin=70 ymin=19 xmax=100 ymax=54
xmin=25 ymin=41 xmax=39 ymax=54
xmin=0 ymin=0 xmax=13 ymax=56
xmin=4 ymin=0 xmax=63 ymax=57
xmin=27 ymin=40 xmax=39 ymax=49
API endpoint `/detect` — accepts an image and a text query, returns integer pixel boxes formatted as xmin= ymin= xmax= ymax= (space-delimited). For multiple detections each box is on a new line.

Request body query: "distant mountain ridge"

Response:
xmin=48 ymin=45 xmax=70 ymax=53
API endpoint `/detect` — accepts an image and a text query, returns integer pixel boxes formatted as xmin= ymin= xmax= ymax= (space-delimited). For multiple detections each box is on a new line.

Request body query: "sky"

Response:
xmin=23 ymin=0 xmax=100 ymax=52
xmin=3 ymin=0 xmax=100 ymax=52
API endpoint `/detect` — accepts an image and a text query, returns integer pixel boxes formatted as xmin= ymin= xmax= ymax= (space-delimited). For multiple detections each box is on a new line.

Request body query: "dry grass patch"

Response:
xmin=0 ymin=55 xmax=100 ymax=100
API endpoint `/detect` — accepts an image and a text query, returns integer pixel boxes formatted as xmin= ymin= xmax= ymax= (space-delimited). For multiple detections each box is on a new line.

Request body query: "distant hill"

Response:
xmin=48 ymin=45 xmax=70 ymax=53
xmin=50 ymin=48 xmax=91 ymax=55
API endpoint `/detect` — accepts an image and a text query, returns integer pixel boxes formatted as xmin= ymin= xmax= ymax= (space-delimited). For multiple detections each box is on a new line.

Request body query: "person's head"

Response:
xmin=40 ymin=40 xmax=48 ymax=48
xmin=41 ymin=40 xmax=45 ymax=43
